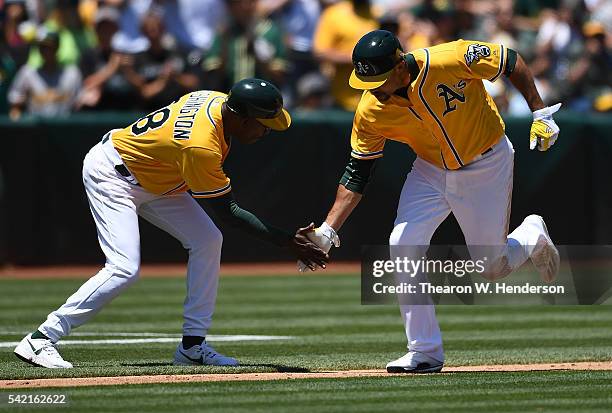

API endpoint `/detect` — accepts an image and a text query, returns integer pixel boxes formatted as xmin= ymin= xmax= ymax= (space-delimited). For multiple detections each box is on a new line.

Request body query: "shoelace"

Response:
xmin=40 ymin=341 xmax=61 ymax=356
xmin=190 ymin=343 xmax=218 ymax=359
xmin=201 ymin=342 xmax=219 ymax=359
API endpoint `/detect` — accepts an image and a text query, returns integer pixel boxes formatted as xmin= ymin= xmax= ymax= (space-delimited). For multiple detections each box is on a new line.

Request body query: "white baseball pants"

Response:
xmin=39 ymin=140 xmax=222 ymax=342
xmin=389 ymin=136 xmax=541 ymax=361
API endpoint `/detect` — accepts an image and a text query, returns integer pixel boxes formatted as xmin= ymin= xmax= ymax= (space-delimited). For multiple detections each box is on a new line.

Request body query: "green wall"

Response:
xmin=0 ymin=111 xmax=610 ymax=265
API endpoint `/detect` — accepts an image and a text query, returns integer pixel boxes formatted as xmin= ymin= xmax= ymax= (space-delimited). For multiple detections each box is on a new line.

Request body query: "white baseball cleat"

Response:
xmin=173 ymin=341 xmax=239 ymax=366
xmin=386 ymin=351 xmax=444 ymax=373
xmin=14 ymin=333 xmax=73 ymax=368
xmin=525 ymin=215 xmax=560 ymax=283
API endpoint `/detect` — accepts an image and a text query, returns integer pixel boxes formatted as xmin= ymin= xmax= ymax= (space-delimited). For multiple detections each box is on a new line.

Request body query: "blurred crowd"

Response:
xmin=0 ymin=0 xmax=610 ymax=120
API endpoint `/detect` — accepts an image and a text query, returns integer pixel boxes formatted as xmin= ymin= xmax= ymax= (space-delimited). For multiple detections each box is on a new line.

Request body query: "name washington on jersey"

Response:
xmin=173 ymin=91 xmax=212 ymax=140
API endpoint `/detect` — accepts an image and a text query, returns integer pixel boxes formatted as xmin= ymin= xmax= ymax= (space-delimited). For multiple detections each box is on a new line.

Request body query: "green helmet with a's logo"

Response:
xmin=349 ymin=30 xmax=403 ymax=90
xmin=226 ymin=78 xmax=291 ymax=131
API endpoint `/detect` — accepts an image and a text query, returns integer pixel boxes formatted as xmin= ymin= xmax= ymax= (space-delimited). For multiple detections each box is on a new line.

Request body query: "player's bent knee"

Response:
xmin=190 ymin=226 xmax=223 ymax=253
xmin=210 ymin=227 xmax=223 ymax=248
xmin=105 ymin=260 xmax=141 ymax=282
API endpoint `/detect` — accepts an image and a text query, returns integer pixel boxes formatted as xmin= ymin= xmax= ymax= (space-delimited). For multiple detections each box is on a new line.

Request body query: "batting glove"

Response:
xmin=530 ymin=103 xmax=561 ymax=151
xmin=297 ymin=222 xmax=340 ymax=272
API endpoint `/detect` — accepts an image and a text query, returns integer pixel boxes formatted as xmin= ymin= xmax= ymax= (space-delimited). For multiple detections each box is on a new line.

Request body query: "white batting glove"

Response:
xmin=530 ymin=103 xmax=561 ymax=151
xmin=297 ymin=222 xmax=340 ymax=272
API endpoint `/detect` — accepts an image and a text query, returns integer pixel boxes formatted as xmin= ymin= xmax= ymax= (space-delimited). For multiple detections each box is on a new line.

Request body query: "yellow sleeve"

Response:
xmin=181 ymin=147 xmax=232 ymax=198
xmin=312 ymin=7 xmax=336 ymax=53
xmin=350 ymin=111 xmax=386 ymax=160
xmin=457 ymin=40 xmax=508 ymax=82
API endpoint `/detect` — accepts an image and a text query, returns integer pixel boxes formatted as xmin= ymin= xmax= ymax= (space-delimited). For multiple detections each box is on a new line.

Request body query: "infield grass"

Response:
xmin=0 ymin=275 xmax=611 ymax=379
xmin=0 ymin=274 xmax=611 ymax=412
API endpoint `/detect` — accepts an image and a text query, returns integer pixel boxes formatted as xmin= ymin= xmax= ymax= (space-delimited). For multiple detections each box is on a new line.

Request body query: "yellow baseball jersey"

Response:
xmin=352 ymin=40 xmax=509 ymax=169
xmin=110 ymin=90 xmax=232 ymax=198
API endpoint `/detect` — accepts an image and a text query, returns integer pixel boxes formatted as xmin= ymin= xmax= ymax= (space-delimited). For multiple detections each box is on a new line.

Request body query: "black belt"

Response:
xmin=443 ymin=146 xmax=494 ymax=170
xmin=115 ymin=164 xmax=132 ymax=178
xmin=101 ymin=133 xmax=141 ymax=186
xmin=115 ymin=164 xmax=140 ymax=186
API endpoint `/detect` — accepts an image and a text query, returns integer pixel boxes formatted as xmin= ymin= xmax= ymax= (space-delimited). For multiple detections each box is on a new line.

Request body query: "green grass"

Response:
xmin=2 ymin=371 xmax=612 ymax=413
xmin=1 ymin=275 xmax=611 ymax=378
xmin=0 ymin=274 xmax=611 ymax=411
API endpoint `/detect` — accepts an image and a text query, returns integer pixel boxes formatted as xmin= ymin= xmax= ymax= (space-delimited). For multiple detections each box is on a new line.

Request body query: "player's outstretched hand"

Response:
xmin=290 ymin=223 xmax=330 ymax=271
xmin=530 ymin=103 xmax=561 ymax=151
xmin=297 ymin=222 xmax=341 ymax=272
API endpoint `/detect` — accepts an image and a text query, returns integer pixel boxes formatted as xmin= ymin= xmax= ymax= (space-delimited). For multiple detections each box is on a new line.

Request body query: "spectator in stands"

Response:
xmin=530 ymin=5 xmax=585 ymax=104
xmin=294 ymin=71 xmax=332 ymax=111
xmin=0 ymin=33 xmax=18 ymax=114
xmin=535 ymin=5 xmax=585 ymax=76
xmin=257 ymin=0 xmax=320 ymax=105
xmin=453 ymin=0 xmax=484 ymax=41
xmin=22 ymin=0 xmax=49 ymax=23
xmin=3 ymin=0 xmax=32 ymax=66
xmin=202 ymin=0 xmax=288 ymax=91
xmin=313 ymin=0 xmax=377 ymax=111
xmin=112 ymin=0 xmax=227 ymax=55
xmin=159 ymin=0 xmax=228 ymax=53
xmin=489 ymin=2 xmax=518 ymax=49
xmin=77 ymin=0 xmax=99 ymax=27
xmin=8 ymin=29 xmax=82 ymax=119
xmin=396 ymin=11 xmax=435 ymax=50
xmin=587 ymin=0 xmax=612 ymax=34
xmin=409 ymin=0 xmax=457 ymax=44
xmin=560 ymin=21 xmax=612 ymax=112
xmin=27 ymin=0 xmax=96 ymax=68
xmin=370 ymin=0 xmax=412 ymax=18
xmin=110 ymin=0 xmax=150 ymax=53
xmin=77 ymin=7 xmax=138 ymax=110
xmin=124 ymin=10 xmax=199 ymax=110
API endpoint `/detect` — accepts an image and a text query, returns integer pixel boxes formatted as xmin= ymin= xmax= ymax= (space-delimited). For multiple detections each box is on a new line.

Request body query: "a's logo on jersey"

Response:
xmin=436 ymin=83 xmax=466 ymax=116
xmin=464 ymin=44 xmax=491 ymax=66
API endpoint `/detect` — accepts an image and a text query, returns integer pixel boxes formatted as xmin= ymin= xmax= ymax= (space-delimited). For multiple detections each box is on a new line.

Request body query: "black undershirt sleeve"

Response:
xmin=203 ymin=193 xmax=293 ymax=247
xmin=504 ymin=48 xmax=518 ymax=77
xmin=339 ymin=157 xmax=376 ymax=194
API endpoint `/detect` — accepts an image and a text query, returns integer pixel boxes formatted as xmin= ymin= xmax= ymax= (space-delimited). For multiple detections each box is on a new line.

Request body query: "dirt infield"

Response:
xmin=0 ymin=262 xmax=360 ymax=279
xmin=2 ymin=362 xmax=611 ymax=389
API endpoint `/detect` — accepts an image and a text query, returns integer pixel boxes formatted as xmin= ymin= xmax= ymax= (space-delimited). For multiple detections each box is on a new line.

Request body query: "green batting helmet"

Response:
xmin=226 ymin=78 xmax=291 ymax=131
xmin=349 ymin=30 xmax=403 ymax=90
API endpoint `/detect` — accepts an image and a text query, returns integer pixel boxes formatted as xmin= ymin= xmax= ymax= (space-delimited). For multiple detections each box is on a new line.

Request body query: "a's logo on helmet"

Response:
xmin=355 ymin=61 xmax=372 ymax=75
xmin=464 ymin=44 xmax=491 ymax=66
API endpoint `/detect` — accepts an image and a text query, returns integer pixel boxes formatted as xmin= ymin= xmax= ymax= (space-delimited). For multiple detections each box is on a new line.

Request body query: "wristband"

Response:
xmin=319 ymin=222 xmax=340 ymax=247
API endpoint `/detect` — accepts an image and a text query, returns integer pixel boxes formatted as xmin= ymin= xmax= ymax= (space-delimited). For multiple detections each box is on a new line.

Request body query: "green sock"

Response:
xmin=31 ymin=330 xmax=49 ymax=340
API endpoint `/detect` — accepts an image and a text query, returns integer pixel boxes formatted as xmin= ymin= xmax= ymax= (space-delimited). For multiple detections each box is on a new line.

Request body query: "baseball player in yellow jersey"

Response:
xmin=14 ymin=78 xmax=328 ymax=369
xmin=300 ymin=30 xmax=562 ymax=373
